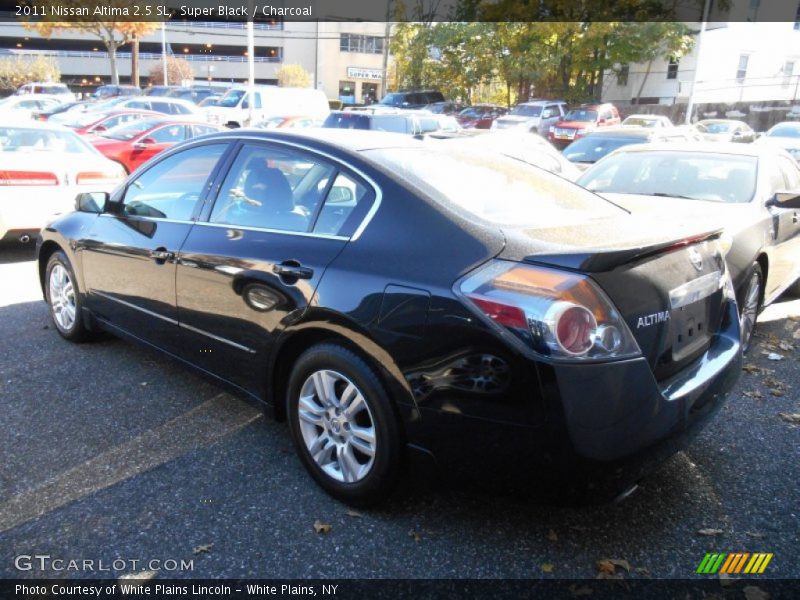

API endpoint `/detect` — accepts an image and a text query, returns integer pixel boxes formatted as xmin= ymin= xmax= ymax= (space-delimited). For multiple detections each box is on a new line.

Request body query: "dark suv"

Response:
xmin=378 ymin=90 xmax=445 ymax=109
xmin=92 ymin=85 xmax=141 ymax=99
xmin=323 ymin=110 xmax=445 ymax=135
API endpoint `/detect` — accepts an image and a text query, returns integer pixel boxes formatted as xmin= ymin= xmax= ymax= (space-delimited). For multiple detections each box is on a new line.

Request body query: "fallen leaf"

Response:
xmin=742 ymin=364 xmax=762 ymax=374
xmin=779 ymin=413 xmax=800 ymax=424
xmin=140 ymin=381 xmax=149 ymax=386
xmin=609 ymin=558 xmax=631 ymax=572
xmin=547 ymin=529 xmax=558 ymax=542
xmin=792 ymin=329 xmax=800 ymax=340
xmin=697 ymin=528 xmax=724 ymax=536
xmin=568 ymin=584 xmax=593 ymax=597
xmin=769 ymin=389 xmax=785 ymax=397
xmin=743 ymin=585 xmax=770 ymax=600
xmin=541 ymin=563 xmax=554 ymax=573
xmin=743 ymin=390 xmax=763 ymax=400
xmin=345 ymin=509 xmax=363 ymax=518
xmin=634 ymin=566 xmax=651 ymax=577
xmin=192 ymin=543 xmax=213 ymax=555
xmin=313 ymin=520 xmax=332 ymax=534
xmin=408 ymin=529 xmax=421 ymax=542
xmin=778 ymin=342 xmax=793 ymax=351
xmin=596 ymin=559 xmax=616 ymax=575
xmin=766 ymin=353 xmax=783 ymax=361
xmin=746 ymin=531 xmax=766 ymax=538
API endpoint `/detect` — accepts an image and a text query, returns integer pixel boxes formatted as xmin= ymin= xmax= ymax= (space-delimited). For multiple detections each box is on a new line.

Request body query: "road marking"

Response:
xmin=0 ymin=393 xmax=262 ymax=533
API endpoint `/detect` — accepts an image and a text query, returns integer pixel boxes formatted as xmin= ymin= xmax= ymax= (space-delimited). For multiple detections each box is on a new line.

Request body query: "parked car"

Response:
xmin=89 ymin=118 xmax=222 ymax=173
xmin=427 ymin=129 xmax=581 ymax=180
xmin=166 ymin=87 xmax=220 ymax=105
xmin=694 ymin=119 xmax=756 ymax=143
xmin=456 ymin=105 xmax=508 ymax=129
xmin=323 ymin=110 xmax=455 ymax=136
xmin=760 ymin=121 xmax=800 ymax=161
xmin=377 ymin=90 xmax=445 ymax=109
xmin=197 ymin=95 xmax=222 ymax=108
xmin=0 ymin=120 xmax=124 ymax=243
xmin=423 ymin=101 xmax=465 ymax=115
xmin=549 ymin=103 xmax=621 ymax=148
xmin=143 ymin=85 xmax=182 ymax=97
xmin=254 ymin=116 xmax=320 ymax=129
xmin=0 ymin=95 xmax=63 ymax=120
xmin=60 ymin=110 xmax=161 ymax=136
xmin=205 ymin=85 xmax=330 ymax=128
xmin=37 ymin=129 xmax=742 ymax=505
xmin=84 ymin=96 xmax=199 ymax=117
xmin=32 ymin=101 xmax=94 ymax=122
xmin=621 ymin=114 xmax=674 ymax=128
xmin=491 ymin=100 xmax=568 ymax=134
xmin=15 ymin=82 xmax=75 ymax=104
xmin=563 ymin=126 xmax=701 ymax=171
xmin=578 ymin=142 xmax=800 ymax=351
xmin=93 ymin=85 xmax=142 ymax=100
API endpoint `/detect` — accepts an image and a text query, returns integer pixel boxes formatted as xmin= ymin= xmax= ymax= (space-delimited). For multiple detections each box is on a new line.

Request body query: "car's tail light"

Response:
xmin=456 ymin=261 xmax=640 ymax=361
xmin=0 ymin=171 xmax=59 ymax=186
xmin=76 ymin=170 xmax=125 ymax=185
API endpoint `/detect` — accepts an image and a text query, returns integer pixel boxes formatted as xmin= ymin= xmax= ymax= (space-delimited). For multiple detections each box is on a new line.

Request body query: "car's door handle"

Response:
xmin=273 ymin=261 xmax=313 ymax=280
xmin=151 ymin=248 xmax=175 ymax=262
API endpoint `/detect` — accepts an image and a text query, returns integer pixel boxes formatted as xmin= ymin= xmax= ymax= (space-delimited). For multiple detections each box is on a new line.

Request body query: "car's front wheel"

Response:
xmin=740 ymin=263 xmax=763 ymax=353
xmin=46 ymin=251 xmax=90 ymax=342
xmin=286 ymin=343 xmax=402 ymax=506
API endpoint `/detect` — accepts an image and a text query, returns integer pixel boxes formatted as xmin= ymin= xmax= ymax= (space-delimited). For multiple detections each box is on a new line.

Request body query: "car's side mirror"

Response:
xmin=90 ymin=124 xmax=107 ymax=133
xmin=133 ymin=137 xmax=155 ymax=149
xmin=766 ymin=191 xmax=800 ymax=208
xmin=328 ymin=185 xmax=354 ymax=204
xmin=75 ymin=191 xmax=108 ymax=213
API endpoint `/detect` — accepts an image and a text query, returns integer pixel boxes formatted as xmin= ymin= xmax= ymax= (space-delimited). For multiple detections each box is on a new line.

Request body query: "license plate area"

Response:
xmin=670 ymin=300 xmax=712 ymax=361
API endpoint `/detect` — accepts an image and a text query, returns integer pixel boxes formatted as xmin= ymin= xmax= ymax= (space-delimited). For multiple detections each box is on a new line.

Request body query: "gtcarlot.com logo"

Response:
xmin=14 ymin=555 xmax=194 ymax=573
xmin=696 ymin=552 xmax=773 ymax=575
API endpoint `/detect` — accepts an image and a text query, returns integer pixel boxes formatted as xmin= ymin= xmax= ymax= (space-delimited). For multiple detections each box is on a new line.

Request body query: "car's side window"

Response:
xmin=209 ymin=144 xmax=334 ymax=233
xmin=122 ymin=144 xmax=227 ymax=220
xmin=192 ymin=124 xmax=219 ymax=137
xmin=148 ymin=125 xmax=187 ymax=143
xmin=312 ymin=172 xmax=371 ymax=236
xmin=127 ymin=100 xmax=150 ymax=110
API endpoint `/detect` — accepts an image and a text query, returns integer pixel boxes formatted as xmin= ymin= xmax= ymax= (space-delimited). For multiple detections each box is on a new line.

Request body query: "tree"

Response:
xmin=0 ymin=55 xmax=60 ymax=92
xmin=276 ymin=64 xmax=311 ymax=88
xmin=24 ymin=1 xmax=158 ymax=85
xmin=147 ymin=56 xmax=194 ymax=86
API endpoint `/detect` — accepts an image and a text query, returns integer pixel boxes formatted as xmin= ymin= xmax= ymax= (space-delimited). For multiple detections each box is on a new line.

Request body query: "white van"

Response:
xmin=205 ymin=85 xmax=329 ymax=128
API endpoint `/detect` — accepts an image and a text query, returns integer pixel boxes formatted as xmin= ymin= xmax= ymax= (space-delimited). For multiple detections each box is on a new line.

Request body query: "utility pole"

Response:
xmin=131 ymin=33 xmax=139 ymax=87
xmin=161 ymin=22 xmax=168 ymax=85
xmin=380 ymin=1 xmax=392 ymax=99
xmin=684 ymin=0 xmax=712 ymax=125
xmin=247 ymin=13 xmax=255 ymax=126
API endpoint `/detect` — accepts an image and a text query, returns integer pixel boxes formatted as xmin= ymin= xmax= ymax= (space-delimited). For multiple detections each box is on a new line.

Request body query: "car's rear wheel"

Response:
xmin=740 ymin=263 xmax=762 ymax=353
xmin=286 ymin=343 xmax=402 ymax=506
xmin=45 ymin=251 xmax=90 ymax=342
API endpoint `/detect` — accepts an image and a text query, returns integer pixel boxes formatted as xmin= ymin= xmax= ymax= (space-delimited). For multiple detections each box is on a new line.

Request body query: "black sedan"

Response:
xmin=578 ymin=143 xmax=800 ymax=352
xmin=37 ymin=130 xmax=742 ymax=505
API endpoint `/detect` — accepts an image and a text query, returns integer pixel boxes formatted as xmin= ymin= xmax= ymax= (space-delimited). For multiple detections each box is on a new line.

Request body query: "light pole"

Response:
xmin=684 ymin=0 xmax=712 ymax=125
xmin=161 ymin=22 xmax=168 ymax=85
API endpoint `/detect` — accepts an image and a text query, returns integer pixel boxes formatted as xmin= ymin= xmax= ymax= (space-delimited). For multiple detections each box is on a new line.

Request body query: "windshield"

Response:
xmin=510 ymin=105 xmax=542 ymax=117
xmin=578 ymin=150 xmax=758 ymax=204
xmin=100 ymin=119 xmax=160 ymax=141
xmin=216 ymin=90 xmax=246 ymax=108
xmin=697 ymin=121 xmax=734 ymax=134
xmin=767 ymin=125 xmax=800 ymax=138
xmin=563 ymin=136 xmax=646 ymax=163
xmin=363 ymin=146 xmax=622 ymax=227
xmin=0 ymin=126 xmax=98 ymax=154
xmin=622 ymin=117 xmax=658 ymax=127
xmin=564 ymin=109 xmax=598 ymax=122
xmin=378 ymin=93 xmax=405 ymax=106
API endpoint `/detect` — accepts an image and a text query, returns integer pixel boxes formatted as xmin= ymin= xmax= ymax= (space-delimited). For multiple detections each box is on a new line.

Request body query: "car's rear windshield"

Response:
xmin=0 ymin=126 xmax=97 ymax=154
xmin=363 ymin=146 xmax=623 ymax=227
xmin=697 ymin=121 xmax=733 ymax=134
xmin=563 ymin=136 xmax=646 ymax=163
xmin=578 ymin=150 xmax=758 ymax=204
xmin=217 ymin=89 xmax=246 ymax=108
xmin=510 ymin=105 xmax=542 ymax=117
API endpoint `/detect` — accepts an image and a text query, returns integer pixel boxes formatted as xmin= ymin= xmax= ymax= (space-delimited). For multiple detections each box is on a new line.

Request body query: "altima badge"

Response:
xmin=688 ymin=247 xmax=703 ymax=271
xmin=637 ymin=311 xmax=671 ymax=329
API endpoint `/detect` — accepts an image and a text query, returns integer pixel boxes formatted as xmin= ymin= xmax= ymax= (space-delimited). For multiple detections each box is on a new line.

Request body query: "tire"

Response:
xmin=286 ymin=343 xmax=402 ymax=506
xmin=739 ymin=263 xmax=763 ymax=354
xmin=45 ymin=251 xmax=91 ymax=342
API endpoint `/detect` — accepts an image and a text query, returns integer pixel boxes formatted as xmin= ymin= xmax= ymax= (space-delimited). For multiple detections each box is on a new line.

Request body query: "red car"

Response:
xmin=456 ymin=105 xmax=508 ymax=129
xmin=548 ymin=103 xmax=621 ymax=148
xmin=89 ymin=118 xmax=222 ymax=173
xmin=60 ymin=110 xmax=161 ymax=136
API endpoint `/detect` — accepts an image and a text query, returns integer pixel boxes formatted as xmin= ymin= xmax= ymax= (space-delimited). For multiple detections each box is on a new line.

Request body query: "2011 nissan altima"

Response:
xmin=36 ymin=130 xmax=743 ymax=505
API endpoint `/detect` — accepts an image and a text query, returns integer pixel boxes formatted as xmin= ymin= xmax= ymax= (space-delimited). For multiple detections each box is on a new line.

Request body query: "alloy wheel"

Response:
xmin=297 ymin=369 xmax=377 ymax=483
xmin=49 ymin=264 xmax=76 ymax=331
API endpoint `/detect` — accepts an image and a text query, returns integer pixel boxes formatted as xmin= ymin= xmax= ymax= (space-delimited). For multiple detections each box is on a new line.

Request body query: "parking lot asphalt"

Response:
xmin=0 ymin=244 xmax=798 ymax=581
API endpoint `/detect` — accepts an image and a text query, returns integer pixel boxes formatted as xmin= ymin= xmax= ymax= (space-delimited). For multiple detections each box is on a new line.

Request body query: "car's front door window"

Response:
xmin=123 ymin=144 xmax=227 ymax=220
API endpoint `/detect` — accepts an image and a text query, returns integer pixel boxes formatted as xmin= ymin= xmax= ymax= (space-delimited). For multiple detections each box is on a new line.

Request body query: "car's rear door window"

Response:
xmin=311 ymin=172 xmax=372 ymax=236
